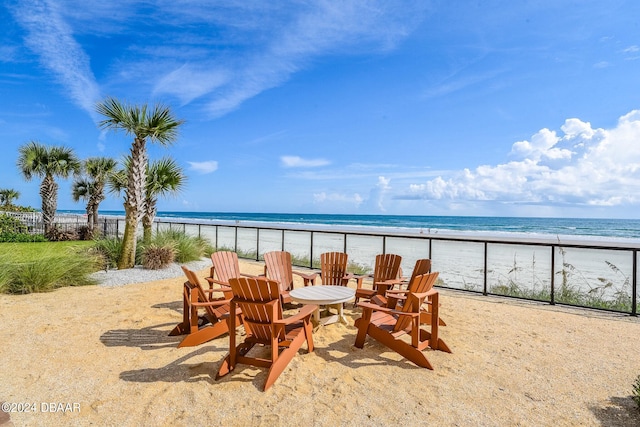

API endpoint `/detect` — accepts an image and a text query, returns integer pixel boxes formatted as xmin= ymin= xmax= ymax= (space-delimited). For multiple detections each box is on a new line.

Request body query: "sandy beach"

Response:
xmin=1 ymin=259 xmax=640 ymax=426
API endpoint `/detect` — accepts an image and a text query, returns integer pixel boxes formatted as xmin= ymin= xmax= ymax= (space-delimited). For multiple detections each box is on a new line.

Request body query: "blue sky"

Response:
xmin=2 ymin=1 xmax=640 ymax=218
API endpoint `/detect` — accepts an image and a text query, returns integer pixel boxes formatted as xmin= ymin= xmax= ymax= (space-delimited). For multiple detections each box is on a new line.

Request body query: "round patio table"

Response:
xmin=289 ymin=285 xmax=355 ymax=325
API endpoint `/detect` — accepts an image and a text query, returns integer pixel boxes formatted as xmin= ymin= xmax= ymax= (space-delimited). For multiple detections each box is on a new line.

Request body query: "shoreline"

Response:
xmin=89 ymin=213 xmax=640 ymax=247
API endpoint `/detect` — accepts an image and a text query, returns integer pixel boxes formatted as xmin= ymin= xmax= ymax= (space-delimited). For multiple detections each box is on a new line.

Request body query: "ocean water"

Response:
xmin=80 ymin=210 xmax=640 ymax=241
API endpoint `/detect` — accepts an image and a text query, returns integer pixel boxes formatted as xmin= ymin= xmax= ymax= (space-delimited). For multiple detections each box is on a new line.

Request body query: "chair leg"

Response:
xmin=354 ymin=308 xmax=372 ymax=348
xmin=264 ymin=333 xmax=306 ymax=391
xmin=177 ymin=320 xmax=229 ymax=348
xmin=368 ymin=326 xmax=434 ymax=369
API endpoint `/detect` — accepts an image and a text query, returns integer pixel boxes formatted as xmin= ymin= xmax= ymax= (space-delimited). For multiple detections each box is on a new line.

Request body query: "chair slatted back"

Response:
xmin=407 ymin=259 xmax=431 ymax=285
xmin=229 ymin=277 xmax=283 ymax=341
xmin=320 ymin=252 xmax=349 ymax=286
xmin=181 ymin=266 xmax=218 ymax=318
xmin=264 ymin=251 xmax=294 ymax=293
xmin=393 ymin=272 xmax=439 ymax=333
xmin=210 ymin=251 xmax=240 ymax=299
xmin=373 ymin=254 xmax=403 ymax=284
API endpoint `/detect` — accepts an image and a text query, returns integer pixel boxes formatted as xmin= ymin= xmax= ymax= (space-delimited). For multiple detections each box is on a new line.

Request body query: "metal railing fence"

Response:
xmin=146 ymin=217 xmax=639 ymax=316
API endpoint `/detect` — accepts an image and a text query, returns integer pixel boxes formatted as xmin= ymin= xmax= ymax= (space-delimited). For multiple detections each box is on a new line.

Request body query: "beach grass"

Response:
xmin=0 ymin=241 xmax=101 ymax=293
xmin=94 ymin=230 xmax=213 ymax=269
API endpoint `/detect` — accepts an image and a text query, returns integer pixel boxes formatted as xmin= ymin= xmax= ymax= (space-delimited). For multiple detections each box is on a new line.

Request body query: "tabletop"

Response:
xmin=289 ymin=285 xmax=355 ymax=305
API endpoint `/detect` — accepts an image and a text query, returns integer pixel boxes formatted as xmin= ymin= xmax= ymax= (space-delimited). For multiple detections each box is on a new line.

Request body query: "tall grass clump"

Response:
xmin=0 ymin=243 xmax=101 ymax=294
xmin=145 ymin=229 xmax=212 ymax=263
xmin=93 ymin=237 xmax=123 ymax=270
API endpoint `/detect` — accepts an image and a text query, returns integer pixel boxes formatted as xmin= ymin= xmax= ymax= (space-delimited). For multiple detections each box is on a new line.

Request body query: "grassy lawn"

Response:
xmin=0 ymin=241 xmax=94 ymax=260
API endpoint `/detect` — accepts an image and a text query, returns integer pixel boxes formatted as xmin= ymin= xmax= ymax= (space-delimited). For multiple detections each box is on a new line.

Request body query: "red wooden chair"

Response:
xmin=168 ymin=266 xmax=241 ymax=348
xmin=206 ymin=251 xmax=254 ymax=290
xmin=263 ymin=251 xmax=317 ymax=304
xmin=318 ymin=252 xmax=352 ymax=286
xmin=354 ymin=253 xmax=403 ymax=305
xmin=354 ymin=272 xmax=451 ymax=369
xmin=216 ymin=276 xmax=316 ymax=391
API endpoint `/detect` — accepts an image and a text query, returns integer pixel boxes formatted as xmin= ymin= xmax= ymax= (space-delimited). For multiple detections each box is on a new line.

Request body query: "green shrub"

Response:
xmin=142 ymin=244 xmax=175 ymax=270
xmin=93 ymin=237 xmax=123 ymax=270
xmin=0 ymin=213 xmax=28 ymax=233
xmin=633 ymin=375 xmax=640 ymax=410
xmin=0 ymin=232 xmax=47 ymax=242
xmin=146 ymin=230 xmax=210 ymax=263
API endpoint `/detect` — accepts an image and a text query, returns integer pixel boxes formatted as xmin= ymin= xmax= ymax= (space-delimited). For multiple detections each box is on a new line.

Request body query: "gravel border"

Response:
xmin=90 ymin=257 xmax=211 ymax=287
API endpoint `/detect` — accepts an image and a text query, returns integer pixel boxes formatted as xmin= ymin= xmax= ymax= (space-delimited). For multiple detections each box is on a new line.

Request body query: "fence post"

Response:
xmin=309 ymin=231 xmax=314 ymax=269
xmin=550 ymin=246 xmax=556 ymax=305
xmin=633 ymin=249 xmax=637 ymax=316
xmin=483 ymin=242 xmax=488 ymax=295
xmin=256 ymin=229 xmax=260 ymax=261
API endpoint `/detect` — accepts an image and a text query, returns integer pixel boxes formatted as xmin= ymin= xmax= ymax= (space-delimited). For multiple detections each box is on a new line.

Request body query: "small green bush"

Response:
xmin=93 ymin=237 xmax=123 ymax=270
xmin=0 ymin=213 xmax=28 ymax=233
xmin=633 ymin=375 xmax=640 ymax=410
xmin=145 ymin=230 xmax=211 ymax=263
xmin=142 ymin=244 xmax=175 ymax=270
xmin=0 ymin=232 xmax=47 ymax=242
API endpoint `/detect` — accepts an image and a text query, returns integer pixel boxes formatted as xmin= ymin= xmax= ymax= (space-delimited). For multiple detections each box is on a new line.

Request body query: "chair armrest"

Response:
xmin=240 ymin=272 xmax=257 ymax=278
xmin=375 ymin=278 xmax=403 ymax=286
xmin=192 ymin=299 xmax=230 ymax=308
xmin=292 ymin=270 xmax=318 ymax=286
xmin=202 ymin=284 xmax=231 ymax=294
xmin=275 ymin=304 xmax=318 ymax=325
xmin=205 ymin=277 xmax=228 ymax=286
xmin=353 ymin=273 xmax=373 ymax=288
xmin=357 ymin=301 xmax=419 ymax=318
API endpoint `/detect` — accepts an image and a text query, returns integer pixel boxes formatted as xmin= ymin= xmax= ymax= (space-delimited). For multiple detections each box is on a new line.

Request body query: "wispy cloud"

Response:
xmin=281 ymin=155 xmax=330 ymax=168
xmin=11 ymin=0 xmax=100 ymax=117
xmin=188 ymin=160 xmax=219 ymax=174
xmin=11 ymin=1 xmax=427 ymax=120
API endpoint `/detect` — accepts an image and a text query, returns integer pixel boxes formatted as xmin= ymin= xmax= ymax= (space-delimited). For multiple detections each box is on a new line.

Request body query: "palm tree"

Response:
xmin=72 ymin=157 xmax=117 ymax=235
xmin=17 ymin=141 xmax=81 ymax=236
xmin=96 ymin=97 xmax=184 ymax=269
xmin=0 ymin=188 xmax=20 ymax=208
xmin=142 ymin=157 xmax=186 ymax=242
xmin=108 ymin=157 xmax=186 ymax=243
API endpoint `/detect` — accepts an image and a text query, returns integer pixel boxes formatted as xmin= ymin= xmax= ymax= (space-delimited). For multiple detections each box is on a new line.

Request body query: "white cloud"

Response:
xmin=281 ymin=156 xmax=330 ymax=168
xmin=400 ymin=110 xmax=640 ymax=208
xmin=11 ymin=0 xmax=100 ymax=117
xmin=153 ymin=64 xmax=229 ymax=105
xmin=188 ymin=160 xmax=218 ymax=174
xmin=313 ymin=191 xmax=363 ymax=206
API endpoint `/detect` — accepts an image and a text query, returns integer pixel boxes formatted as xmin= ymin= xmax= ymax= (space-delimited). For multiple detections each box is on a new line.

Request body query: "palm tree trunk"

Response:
xmin=117 ymin=215 xmax=138 ymax=269
xmin=118 ymin=137 xmax=147 ymax=269
xmin=91 ymin=203 xmax=100 ymax=236
xmin=142 ymin=199 xmax=157 ymax=243
xmin=40 ymin=175 xmax=58 ymax=236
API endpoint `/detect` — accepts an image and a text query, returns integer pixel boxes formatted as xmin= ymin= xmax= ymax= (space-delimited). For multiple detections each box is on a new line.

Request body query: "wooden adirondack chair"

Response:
xmin=354 ymin=272 xmax=451 ymax=369
xmin=373 ymin=258 xmax=432 ymax=308
xmin=206 ymin=251 xmax=254 ymax=289
xmin=168 ymin=266 xmax=241 ymax=348
xmin=376 ymin=258 xmax=447 ymax=327
xmin=263 ymin=251 xmax=317 ymax=304
xmin=318 ymin=252 xmax=352 ymax=286
xmin=354 ymin=253 xmax=403 ymax=305
xmin=216 ymin=276 xmax=317 ymax=391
